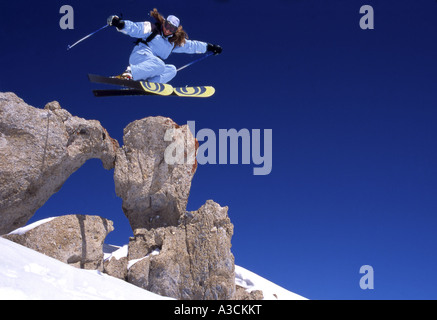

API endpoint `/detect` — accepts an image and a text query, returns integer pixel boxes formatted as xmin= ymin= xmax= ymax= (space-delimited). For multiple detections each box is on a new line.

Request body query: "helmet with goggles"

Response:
xmin=164 ymin=15 xmax=180 ymax=33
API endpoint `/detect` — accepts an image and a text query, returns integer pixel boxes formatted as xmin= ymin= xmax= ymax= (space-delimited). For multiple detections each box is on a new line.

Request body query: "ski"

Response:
xmin=88 ymin=74 xmax=173 ymax=96
xmin=173 ymin=86 xmax=215 ymax=98
xmin=92 ymin=89 xmax=154 ymax=97
xmin=93 ymin=87 xmax=215 ymax=98
xmin=88 ymin=74 xmax=215 ymax=98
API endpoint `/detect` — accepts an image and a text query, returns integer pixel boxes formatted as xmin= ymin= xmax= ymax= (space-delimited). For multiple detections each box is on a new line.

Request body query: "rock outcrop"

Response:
xmin=114 ymin=116 xmax=197 ymax=231
xmin=127 ymin=200 xmax=235 ymax=300
xmin=0 ymin=92 xmax=239 ymax=300
xmin=111 ymin=117 xmax=235 ymax=299
xmin=103 ymin=245 xmax=129 ymax=280
xmin=3 ymin=215 xmax=114 ymax=270
xmin=0 ymin=93 xmax=119 ymax=234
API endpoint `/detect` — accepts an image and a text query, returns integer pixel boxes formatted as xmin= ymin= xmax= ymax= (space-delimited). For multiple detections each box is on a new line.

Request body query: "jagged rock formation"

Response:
xmin=0 ymin=92 xmax=119 ymax=234
xmin=3 ymin=215 xmax=113 ymax=270
xmin=113 ymin=118 xmax=235 ymax=299
xmin=114 ymin=116 xmax=197 ymax=230
xmin=0 ymin=92 xmax=241 ymax=300
xmin=127 ymin=200 xmax=235 ymax=300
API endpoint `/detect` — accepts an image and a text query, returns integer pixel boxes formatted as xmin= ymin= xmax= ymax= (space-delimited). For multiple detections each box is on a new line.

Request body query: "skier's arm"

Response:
xmin=118 ymin=20 xmax=153 ymax=38
xmin=173 ymin=40 xmax=208 ymax=54
xmin=108 ymin=16 xmax=153 ymax=38
xmin=174 ymin=41 xmax=222 ymax=55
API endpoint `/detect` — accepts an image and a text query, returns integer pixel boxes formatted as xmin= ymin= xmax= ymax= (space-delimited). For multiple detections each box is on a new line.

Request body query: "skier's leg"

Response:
xmin=129 ymin=52 xmax=166 ymax=81
xmin=147 ymin=64 xmax=177 ymax=84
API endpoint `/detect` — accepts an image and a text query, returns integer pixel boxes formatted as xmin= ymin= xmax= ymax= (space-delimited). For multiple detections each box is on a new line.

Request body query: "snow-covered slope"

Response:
xmin=235 ymin=265 xmax=307 ymax=300
xmin=0 ymin=237 xmax=307 ymax=300
xmin=0 ymin=237 xmax=172 ymax=300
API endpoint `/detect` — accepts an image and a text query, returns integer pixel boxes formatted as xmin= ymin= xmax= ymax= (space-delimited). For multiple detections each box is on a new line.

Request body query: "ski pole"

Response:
xmin=177 ymin=52 xmax=214 ymax=72
xmin=67 ymin=24 xmax=109 ymax=51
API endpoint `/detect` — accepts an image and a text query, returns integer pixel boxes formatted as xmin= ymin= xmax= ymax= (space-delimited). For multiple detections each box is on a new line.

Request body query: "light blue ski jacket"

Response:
xmin=118 ymin=20 xmax=208 ymax=60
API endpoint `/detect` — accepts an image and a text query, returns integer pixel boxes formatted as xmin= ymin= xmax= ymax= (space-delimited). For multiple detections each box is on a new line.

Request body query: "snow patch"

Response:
xmin=103 ymin=244 xmax=128 ymax=261
xmin=235 ymin=265 xmax=307 ymax=300
xmin=8 ymin=217 xmax=55 ymax=235
xmin=0 ymin=237 xmax=173 ymax=300
xmin=127 ymin=248 xmax=161 ymax=269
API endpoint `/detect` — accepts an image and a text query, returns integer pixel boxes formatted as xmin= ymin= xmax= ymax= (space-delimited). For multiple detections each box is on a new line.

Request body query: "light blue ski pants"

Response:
xmin=129 ymin=50 xmax=176 ymax=83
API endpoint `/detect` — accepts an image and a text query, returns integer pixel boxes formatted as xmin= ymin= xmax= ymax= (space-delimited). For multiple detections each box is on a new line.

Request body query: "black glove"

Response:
xmin=107 ymin=15 xmax=125 ymax=29
xmin=207 ymin=43 xmax=223 ymax=55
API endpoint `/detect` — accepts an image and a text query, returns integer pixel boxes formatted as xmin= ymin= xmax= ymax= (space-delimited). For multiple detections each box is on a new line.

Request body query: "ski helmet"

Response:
xmin=166 ymin=15 xmax=180 ymax=28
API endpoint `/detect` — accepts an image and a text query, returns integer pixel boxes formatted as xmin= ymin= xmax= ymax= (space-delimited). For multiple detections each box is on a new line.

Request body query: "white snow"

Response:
xmin=7 ymin=217 xmax=55 ymax=235
xmin=0 ymin=236 xmax=307 ymax=300
xmin=103 ymin=244 xmax=128 ymax=261
xmin=0 ymin=237 xmax=172 ymax=300
xmin=103 ymin=244 xmax=161 ymax=270
xmin=127 ymin=248 xmax=161 ymax=270
xmin=235 ymin=265 xmax=307 ymax=300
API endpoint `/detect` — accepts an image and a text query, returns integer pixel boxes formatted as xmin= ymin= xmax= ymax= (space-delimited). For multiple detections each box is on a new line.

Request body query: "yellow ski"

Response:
xmin=173 ymin=86 xmax=215 ymax=98
xmin=88 ymin=75 xmax=215 ymax=98
xmin=140 ymin=81 xmax=174 ymax=96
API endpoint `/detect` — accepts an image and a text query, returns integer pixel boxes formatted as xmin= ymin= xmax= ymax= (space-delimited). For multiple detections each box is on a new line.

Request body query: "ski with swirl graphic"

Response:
xmin=88 ymin=74 xmax=215 ymax=98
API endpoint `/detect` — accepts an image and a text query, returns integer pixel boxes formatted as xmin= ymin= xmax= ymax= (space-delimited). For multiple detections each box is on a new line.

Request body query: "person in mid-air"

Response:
xmin=107 ymin=8 xmax=222 ymax=83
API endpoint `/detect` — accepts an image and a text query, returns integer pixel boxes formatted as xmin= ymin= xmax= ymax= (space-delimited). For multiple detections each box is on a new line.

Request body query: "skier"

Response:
xmin=107 ymin=8 xmax=222 ymax=83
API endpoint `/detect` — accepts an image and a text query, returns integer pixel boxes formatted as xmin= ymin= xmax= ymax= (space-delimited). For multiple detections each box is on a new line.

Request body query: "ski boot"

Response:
xmin=112 ymin=66 xmax=133 ymax=80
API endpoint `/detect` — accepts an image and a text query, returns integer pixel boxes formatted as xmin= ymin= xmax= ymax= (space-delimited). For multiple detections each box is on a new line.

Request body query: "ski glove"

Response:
xmin=207 ymin=44 xmax=223 ymax=55
xmin=107 ymin=15 xmax=125 ymax=29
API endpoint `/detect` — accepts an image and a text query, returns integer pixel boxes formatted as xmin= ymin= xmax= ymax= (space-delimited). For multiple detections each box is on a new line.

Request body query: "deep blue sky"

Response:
xmin=1 ymin=0 xmax=437 ymax=299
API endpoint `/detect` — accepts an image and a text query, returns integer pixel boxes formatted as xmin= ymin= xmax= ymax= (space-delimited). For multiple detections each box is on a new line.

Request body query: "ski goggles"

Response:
xmin=164 ymin=20 xmax=178 ymax=33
